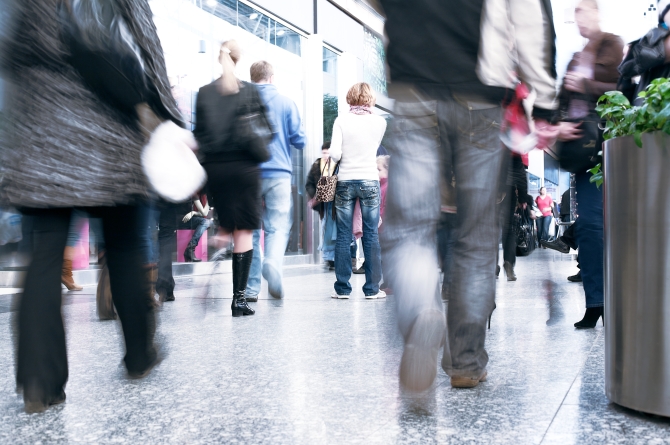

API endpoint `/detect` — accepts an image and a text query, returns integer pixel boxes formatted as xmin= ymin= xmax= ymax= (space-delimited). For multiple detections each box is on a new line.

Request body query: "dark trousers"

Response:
xmin=574 ymin=172 xmax=603 ymax=308
xmin=501 ymin=189 xmax=517 ymax=265
xmin=17 ymin=206 xmax=156 ymax=396
xmin=156 ymin=202 xmax=178 ymax=295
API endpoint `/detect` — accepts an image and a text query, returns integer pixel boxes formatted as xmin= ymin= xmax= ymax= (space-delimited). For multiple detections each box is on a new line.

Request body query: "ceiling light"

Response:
xmin=206 ymin=0 xmax=217 ymax=6
xmin=249 ymin=13 xmax=258 ymax=20
xmin=277 ymin=30 xmax=285 ymax=36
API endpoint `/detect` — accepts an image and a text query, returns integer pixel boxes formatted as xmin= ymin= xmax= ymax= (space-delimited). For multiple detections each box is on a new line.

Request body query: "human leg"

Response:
xmin=444 ymin=99 xmax=504 ymax=382
xmin=156 ymin=202 xmax=177 ymax=301
xmin=382 ymin=90 xmax=444 ymax=390
xmin=259 ymin=177 xmax=292 ymax=299
xmin=334 ymin=182 xmax=357 ymax=296
xmin=573 ymin=172 xmax=603 ymax=327
xmin=232 ymin=229 xmax=255 ymax=316
xmin=17 ymin=208 xmax=71 ymax=412
xmin=245 ymin=229 xmax=262 ymax=299
xmin=99 ymin=206 xmax=157 ymax=375
xmin=357 ymin=180 xmax=382 ymax=296
xmin=61 ymin=210 xmax=85 ymax=291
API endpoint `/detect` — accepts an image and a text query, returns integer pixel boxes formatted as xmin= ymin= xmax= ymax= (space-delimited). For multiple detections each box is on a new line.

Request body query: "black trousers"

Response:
xmin=17 ymin=206 xmax=156 ymax=396
xmin=156 ymin=202 xmax=178 ymax=295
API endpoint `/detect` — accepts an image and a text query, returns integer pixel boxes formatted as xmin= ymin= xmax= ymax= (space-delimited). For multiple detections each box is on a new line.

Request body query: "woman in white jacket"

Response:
xmin=329 ymin=83 xmax=387 ymax=299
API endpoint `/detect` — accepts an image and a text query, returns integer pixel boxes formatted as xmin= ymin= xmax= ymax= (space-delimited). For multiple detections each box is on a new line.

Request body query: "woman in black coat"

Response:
xmin=306 ymin=142 xmax=337 ymax=268
xmin=0 ymin=0 xmax=182 ymax=412
xmin=194 ymin=40 xmax=268 ymax=317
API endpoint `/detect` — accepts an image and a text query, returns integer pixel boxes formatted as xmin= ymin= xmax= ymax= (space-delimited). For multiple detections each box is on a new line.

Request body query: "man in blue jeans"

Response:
xmin=377 ymin=0 xmax=559 ymax=391
xmin=245 ymin=61 xmax=305 ymax=301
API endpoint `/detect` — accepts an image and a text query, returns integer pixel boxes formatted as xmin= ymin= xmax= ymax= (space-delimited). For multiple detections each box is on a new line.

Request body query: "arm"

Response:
xmin=329 ymin=118 xmax=343 ymax=162
xmin=193 ymin=198 xmax=209 ymax=217
xmin=305 ymin=162 xmax=319 ymax=199
xmin=510 ymin=0 xmax=559 ymax=121
xmin=288 ymin=101 xmax=306 ymax=149
xmin=584 ymin=36 xmax=625 ymax=98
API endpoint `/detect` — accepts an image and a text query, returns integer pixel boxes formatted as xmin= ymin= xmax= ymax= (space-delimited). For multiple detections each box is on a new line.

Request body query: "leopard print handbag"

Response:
xmin=315 ymin=159 xmax=339 ymax=203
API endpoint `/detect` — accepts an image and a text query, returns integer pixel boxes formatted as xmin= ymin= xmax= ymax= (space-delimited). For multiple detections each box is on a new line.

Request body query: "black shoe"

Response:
xmin=327 ymin=260 xmax=335 ymax=271
xmin=574 ymin=307 xmax=604 ymax=329
xmin=541 ymin=238 xmax=570 ymax=254
xmin=232 ymin=250 xmax=255 ymax=317
xmin=158 ymin=289 xmax=175 ymax=302
xmin=495 ymin=265 xmax=500 ymax=278
xmin=184 ymin=245 xmax=201 ymax=263
xmin=23 ymin=385 xmax=66 ymax=414
xmin=353 ymin=261 xmax=366 ymax=274
xmin=245 ymin=294 xmax=258 ymax=302
xmin=127 ymin=350 xmax=163 ymax=379
xmin=568 ymin=271 xmax=582 ymax=282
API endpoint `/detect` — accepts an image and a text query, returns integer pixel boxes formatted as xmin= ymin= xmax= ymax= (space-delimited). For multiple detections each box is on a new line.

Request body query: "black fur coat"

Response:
xmin=0 ymin=0 xmax=182 ymax=208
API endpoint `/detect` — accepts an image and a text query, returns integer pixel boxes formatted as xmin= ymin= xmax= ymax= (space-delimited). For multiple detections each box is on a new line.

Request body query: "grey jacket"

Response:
xmin=0 ymin=0 xmax=182 ymax=208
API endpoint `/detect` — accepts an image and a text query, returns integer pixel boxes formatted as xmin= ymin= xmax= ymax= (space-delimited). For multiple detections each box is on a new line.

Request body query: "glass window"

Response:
xmin=363 ymin=28 xmax=387 ymax=96
xmin=203 ymin=0 xmax=237 ymax=27
xmin=323 ymin=47 xmax=338 ymax=143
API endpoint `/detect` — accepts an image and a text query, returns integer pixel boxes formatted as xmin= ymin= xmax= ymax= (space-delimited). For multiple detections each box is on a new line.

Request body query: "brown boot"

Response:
xmin=61 ymin=258 xmax=83 ymax=291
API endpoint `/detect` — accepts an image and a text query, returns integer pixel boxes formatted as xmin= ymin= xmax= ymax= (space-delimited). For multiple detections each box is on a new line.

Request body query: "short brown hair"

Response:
xmin=346 ymin=82 xmax=376 ymax=107
xmin=250 ymin=60 xmax=274 ymax=83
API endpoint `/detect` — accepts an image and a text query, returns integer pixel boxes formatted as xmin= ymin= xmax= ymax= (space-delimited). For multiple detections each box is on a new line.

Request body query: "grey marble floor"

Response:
xmin=1 ymin=249 xmax=669 ymax=444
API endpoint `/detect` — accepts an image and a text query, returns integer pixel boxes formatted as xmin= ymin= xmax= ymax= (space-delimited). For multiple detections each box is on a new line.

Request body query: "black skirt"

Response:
xmin=204 ymin=161 xmax=261 ymax=232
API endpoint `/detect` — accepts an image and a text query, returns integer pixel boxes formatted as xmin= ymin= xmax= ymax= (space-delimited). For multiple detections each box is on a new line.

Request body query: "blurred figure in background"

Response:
xmin=194 ymin=40 xmax=270 ymax=317
xmin=245 ymin=60 xmax=306 ymax=302
xmin=181 ymin=192 xmax=211 ymax=263
xmin=329 ymin=83 xmax=387 ymax=300
xmin=306 ymin=142 xmax=337 ymax=270
xmin=377 ymin=0 xmax=558 ymax=391
xmin=497 ymin=154 xmax=528 ymax=281
xmin=619 ymin=0 xmax=670 ymax=103
xmin=61 ymin=210 xmax=87 ymax=291
xmin=535 ymin=187 xmax=554 ymax=244
xmin=0 ymin=0 xmax=183 ymax=412
xmin=555 ymin=0 xmax=623 ymax=328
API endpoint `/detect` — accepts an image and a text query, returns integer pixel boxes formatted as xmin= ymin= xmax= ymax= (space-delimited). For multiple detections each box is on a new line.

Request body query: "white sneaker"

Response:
xmin=331 ymin=292 xmax=350 ymax=299
xmin=366 ymin=290 xmax=386 ymax=300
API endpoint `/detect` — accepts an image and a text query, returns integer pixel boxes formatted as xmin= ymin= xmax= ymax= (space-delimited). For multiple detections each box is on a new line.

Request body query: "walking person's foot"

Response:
xmin=451 ymin=370 xmax=488 ymax=388
xmin=574 ymin=307 xmax=603 ymax=328
xmin=353 ymin=261 xmax=366 ymax=274
xmin=503 ymin=261 xmax=517 ymax=281
xmin=263 ymin=263 xmax=284 ymax=299
xmin=365 ymin=290 xmax=386 ymax=299
xmin=399 ymin=310 xmax=446 ymax=392
xmin=568 ymin=271 xmax=582 ymax=282
xmin=541 ymin=238 xmax=570 ymax=254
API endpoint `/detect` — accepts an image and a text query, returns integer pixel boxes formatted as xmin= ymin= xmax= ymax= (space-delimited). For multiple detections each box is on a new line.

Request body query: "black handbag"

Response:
xmin=233 ymin=83 xmax=274 ymax=163
xmin=59 ymin=0 xmax=148 ymax=112
xmin=556 ymin=113 xmax=603 ymax=174
xmin=515 ymin=211 xmax=537 ymax=257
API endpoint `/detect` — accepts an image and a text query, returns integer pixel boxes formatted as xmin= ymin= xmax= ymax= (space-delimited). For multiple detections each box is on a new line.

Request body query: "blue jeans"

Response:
xmin=185 ymin=215 xmax=211 ymax=249
xmin=382 ymin=87 xmax=504 ymax=378
xmin=574 ymin=172 xmax=603 ymax=308
xmin=537 ymin=215 xmax=552 ymax=241
xmin=334 ymin=180 xmax=382 ymax=296
xmin=246 ymin=177 xmax=293 ymax=297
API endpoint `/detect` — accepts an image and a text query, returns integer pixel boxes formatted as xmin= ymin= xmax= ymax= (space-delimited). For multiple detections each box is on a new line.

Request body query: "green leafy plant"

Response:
xmin=590 ymin=78 xmax=670 ymax=187
xmin=596 ymin=78 xmax=670 ymax=147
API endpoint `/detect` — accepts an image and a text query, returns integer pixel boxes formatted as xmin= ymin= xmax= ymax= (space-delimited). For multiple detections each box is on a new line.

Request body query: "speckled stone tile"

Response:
xmin=1 ymin=249 xmax=669 ymax=443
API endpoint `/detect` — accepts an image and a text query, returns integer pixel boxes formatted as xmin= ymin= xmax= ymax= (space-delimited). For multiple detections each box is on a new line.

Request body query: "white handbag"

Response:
xmin=141 ymin=121 xmax=207 ymax=203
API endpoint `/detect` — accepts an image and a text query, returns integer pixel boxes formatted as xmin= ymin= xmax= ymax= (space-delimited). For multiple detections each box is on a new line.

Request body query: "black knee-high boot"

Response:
xmin=232 ymin=250 xmax=255 ymax=317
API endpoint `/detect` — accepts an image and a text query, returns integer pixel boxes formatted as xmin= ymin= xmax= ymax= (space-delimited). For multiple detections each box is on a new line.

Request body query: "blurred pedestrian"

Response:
xmin=1 ymin=0 xmax=182 ymax=412
xmin=378 ymin=0 xmax=559 ymax=390
xmin=194 ymin=40 xmax=271 ymax=317
xmin=330 ymin=83 xmax=387 ymax=300
xmin=306 ymin=142 xmax=337 ymax=270
xmin=245 ymin=60 xmax=306 ymax=301
xmin=555 ymin=0 xmax=623 ymax=328
xmin=535 ymin=187 xmax=554 ymax=243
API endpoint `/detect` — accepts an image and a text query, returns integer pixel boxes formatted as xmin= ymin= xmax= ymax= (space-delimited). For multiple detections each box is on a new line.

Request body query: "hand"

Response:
xmin=564 ymin=72 xmax=586 ymax=93
xmin=182 ymin=212 xmax=194 ymax=223
xmin=535 ymin=119 xmax=560 ymax=149
xmin=557 ymin=121 xmax=583 ymax=141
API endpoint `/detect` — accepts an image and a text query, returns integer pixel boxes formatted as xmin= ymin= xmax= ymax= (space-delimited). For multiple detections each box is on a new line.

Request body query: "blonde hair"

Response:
xmin=219 ymin=40 xmax=242 ymax=94
xmin=376 ymin=155 xmax=390 ymax=169
xmin=250 ymin=60 xmax=274 ymax=83
xmin=346 ymin=82 xmax=376 ymax=107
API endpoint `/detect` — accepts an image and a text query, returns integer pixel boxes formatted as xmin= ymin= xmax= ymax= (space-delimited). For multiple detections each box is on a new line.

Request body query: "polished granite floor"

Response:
xmin=1 ymin=249 xmax=669 ymax=444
